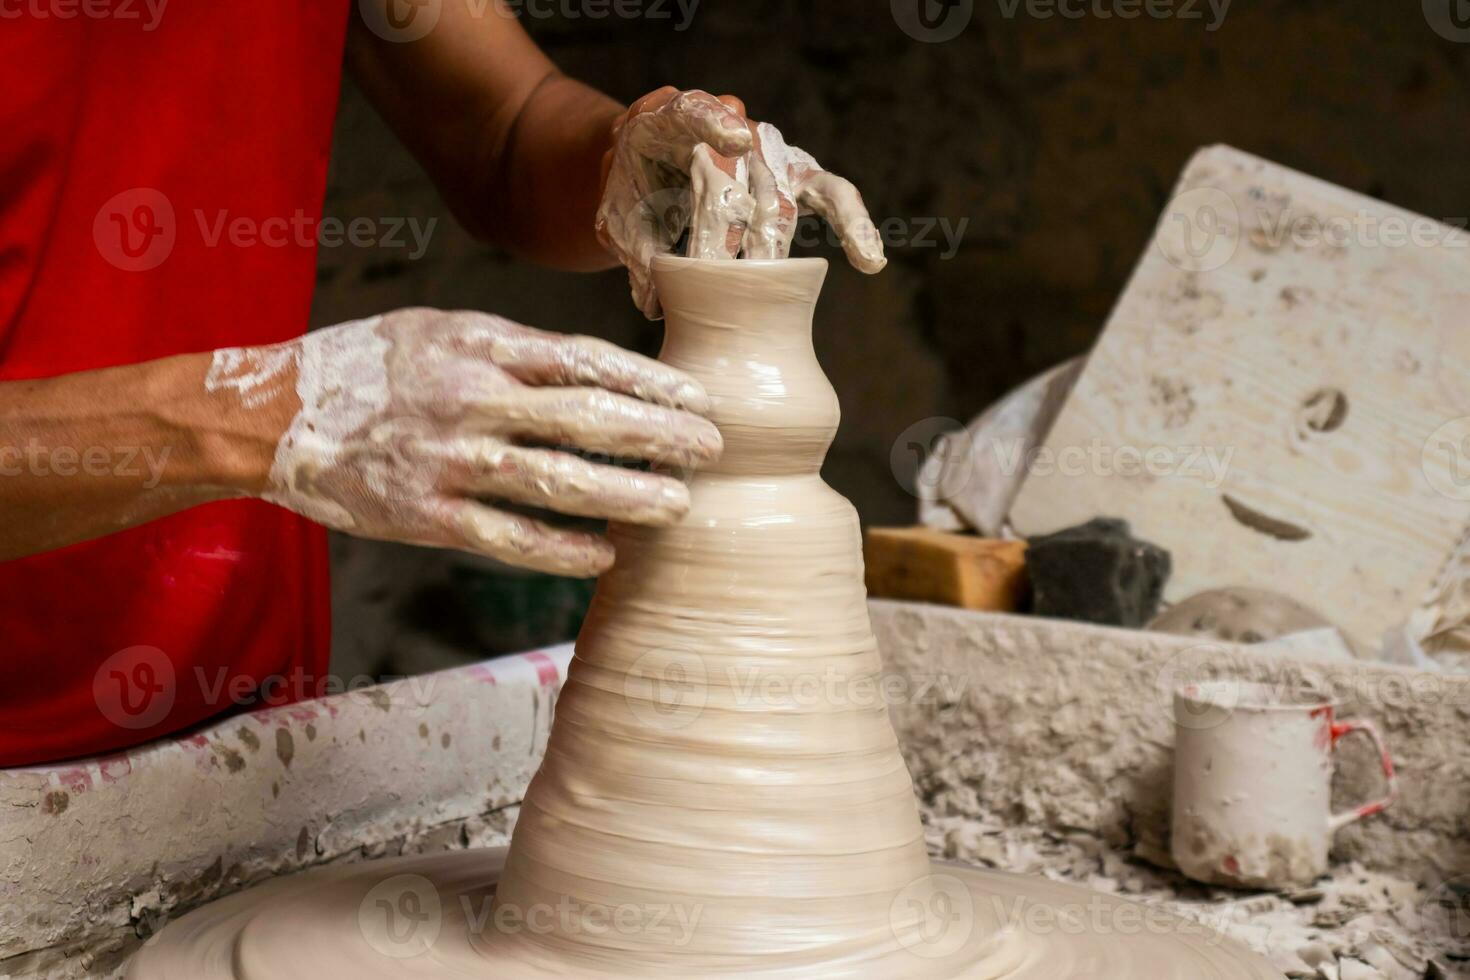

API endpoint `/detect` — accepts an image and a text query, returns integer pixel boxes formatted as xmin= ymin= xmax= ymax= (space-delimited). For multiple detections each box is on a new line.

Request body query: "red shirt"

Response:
xmin=0 ymin=3 xmax=349 ymax=765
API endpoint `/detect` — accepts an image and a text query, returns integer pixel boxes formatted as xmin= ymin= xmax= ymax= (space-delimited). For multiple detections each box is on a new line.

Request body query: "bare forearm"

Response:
xmin=0 ymin=354 xmax=284 ymax=559
xmin=346 ymin=1 xmax=622 ymax=270
xmin=493 ymin=73 xmax=622 ymax=270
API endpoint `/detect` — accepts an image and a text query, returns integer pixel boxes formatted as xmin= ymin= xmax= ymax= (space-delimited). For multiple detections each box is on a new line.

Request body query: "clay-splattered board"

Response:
xmin=1009 ymin=145 xmax=1470 ymax=646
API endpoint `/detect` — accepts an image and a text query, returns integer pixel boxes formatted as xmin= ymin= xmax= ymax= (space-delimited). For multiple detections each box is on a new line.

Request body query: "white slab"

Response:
xmin=1009 ymin=145 xmax=1470 ymax=648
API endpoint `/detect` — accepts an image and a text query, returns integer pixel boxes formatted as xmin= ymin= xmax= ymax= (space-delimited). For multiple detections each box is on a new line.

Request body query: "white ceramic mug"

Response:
xmin=1171 ymin=681 xmax=1398 ymax=889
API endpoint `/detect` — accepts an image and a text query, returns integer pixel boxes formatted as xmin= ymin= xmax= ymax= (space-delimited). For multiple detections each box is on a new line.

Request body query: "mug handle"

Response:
xmin=1327 ymin=720 xmax=1399 ymax=833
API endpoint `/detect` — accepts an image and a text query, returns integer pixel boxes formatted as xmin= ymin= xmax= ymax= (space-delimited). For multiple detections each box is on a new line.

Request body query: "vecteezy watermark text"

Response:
xmin=1250 ymin=209 xmax=1469 ymax=252
xmin=995 ymin=0 xmax=1231 ymax=31
xmin=0 ymin=0 xmax=167 ymax=30
xmin=992 ymin=438 xmax=1233 ymax=488
xmin=1157 ymin=185 xmax=1470 ymax=273
xmin=1156 ymin=641 xmax=1470 ymax=733
xmin=194 ymin=210 xmax=437 ymax=260
xmin=987 ymin=892 xmax=1226 ymax=945
xmin=356 ymin=876 xmax=705 ymax=960
xmin=0 ymin=441 xmax=171 ymax=489
xmin=94 ymin=188 xmax=439 ymax=272
xmin=724 ymin=666 xmax=968 ymax=710
xmin=359 ymin=0 xmax=699 ymax=43
xmin=891 ymin=417 xmax=1236 ymax=501
xmin=623 ymin=649 xmax=968 ymax=733
xmin=499 ymin=0 xmax=699 ymax=28
xmin=464 ymin=895 xmax=704 ymax=945
xmin=791 ymin=214 xmax=969 ymax=260
xmin=93 ymin=644 xmax=445 ymax=732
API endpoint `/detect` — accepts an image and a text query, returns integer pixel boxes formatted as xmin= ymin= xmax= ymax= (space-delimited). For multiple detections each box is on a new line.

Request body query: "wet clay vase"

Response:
xmin=482 ymin=256 xmax=1281 ymax=978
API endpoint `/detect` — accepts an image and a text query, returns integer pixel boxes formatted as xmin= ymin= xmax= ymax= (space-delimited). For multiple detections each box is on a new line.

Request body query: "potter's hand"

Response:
xmin=597 ymin=88 xmax=752 ymax=318
xmin=223 ymin=310 xmax=721 ymax=577
xmin=597 ymin=87 xmax=886 ymax=319
xmin=682 ymin=117 xmax=888 ymax=278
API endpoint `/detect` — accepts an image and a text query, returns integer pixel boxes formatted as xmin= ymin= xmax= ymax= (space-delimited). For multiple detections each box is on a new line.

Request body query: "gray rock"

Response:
xmin=1025 ymin=518 xmax=1171 ymax=628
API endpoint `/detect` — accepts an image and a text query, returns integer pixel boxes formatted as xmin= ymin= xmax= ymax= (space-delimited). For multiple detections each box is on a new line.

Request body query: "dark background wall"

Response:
xmin=321 ymin=0 xmax=1470 ymax=677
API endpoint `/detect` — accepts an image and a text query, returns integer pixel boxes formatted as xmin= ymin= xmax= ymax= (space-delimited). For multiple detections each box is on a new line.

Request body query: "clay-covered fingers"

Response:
xmin=794 ymin=170 xmax=887 ymax=274
xmin=741 ymin=139 xmax=796 ymax=260
xmin=688 ymin=144 xmax=752 ymax=261
xmin=440 ymin=439 xmax=692 ymax=526
xmin=446 ymin=498 xmax=616 ymax=577
xmin=624 ymin=248 xmax=662 ymax=321
xmin=622 ymin=89 xmax=753 ymax=167
xmin=484 ymin=327 xmax=711 ymax=414
xmin=743 ymin=121 xmax=886 ymax=273
xmin=622 ymin=85 xmax=679 ymax=118
xmin=474 ymin=387 xmax=722 ymax=470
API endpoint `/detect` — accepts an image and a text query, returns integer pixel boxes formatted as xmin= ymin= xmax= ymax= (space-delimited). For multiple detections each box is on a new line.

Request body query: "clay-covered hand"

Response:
xmin=597 ymin=87 xmax=886 ymax=319
xmin=693 ymin=120 xmax=888 ymax=274
xmin=214 ymin=309 xmax=721 ymax=577
xmin=597 ymin=88 xmax=752 ymax=319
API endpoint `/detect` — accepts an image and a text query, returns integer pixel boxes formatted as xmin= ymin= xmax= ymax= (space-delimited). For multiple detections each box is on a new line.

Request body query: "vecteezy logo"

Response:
xmin=624 ymin=648 xmax=708 ymax=731
xmin=1421 ymin=875 xmax=1470 ymax=957
xmin=93 ymin=645 xmax=176 ymax=731
xmin=636 ymin=186 xmax=693 ymax=253
xmin=93 ymin=188 xmax=176 ymax=272
xmin=359 ymin=874 xmax=443 ymax=959
xmin=892 ymin=0 xmax=974 ymax=42
xmin=359 ymin=0 xmax=441 ymax=42
xmin=1424 ymin=0 xmax=1470 ymax=42
xmin=890 ymin=873 xmax=974 ymax=959
xmin=1155 ymin=186 xmax=1239 ymax=273
xmin=890 ymin=417 xmax=968 ymax=499
xmin=1422 ymin=417 xmax=1470 ymax=501
xmin=1157 ymin=643 xmax=1242 ymax=730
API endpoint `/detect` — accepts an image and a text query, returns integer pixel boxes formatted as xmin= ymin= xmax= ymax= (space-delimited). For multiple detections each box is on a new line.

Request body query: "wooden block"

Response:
xmin=863 ymin=527 xmax=1028 ymax=611
xmin=1009 ymin=145 xmax=1470 ymax=646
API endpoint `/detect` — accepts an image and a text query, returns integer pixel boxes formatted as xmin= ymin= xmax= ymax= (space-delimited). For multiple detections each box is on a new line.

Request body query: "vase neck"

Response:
xmin=652 ymin=257 xmax=837 ymax=477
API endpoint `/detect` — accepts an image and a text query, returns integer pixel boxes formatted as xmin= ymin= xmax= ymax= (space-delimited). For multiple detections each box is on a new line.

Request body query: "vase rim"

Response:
xmin=650 ymin=254 xmax=829 ymax=272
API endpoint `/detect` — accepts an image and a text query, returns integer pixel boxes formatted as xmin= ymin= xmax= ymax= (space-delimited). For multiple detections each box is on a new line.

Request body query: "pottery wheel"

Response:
xmin=127 ymin=848 xmax=1278 ymax=978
